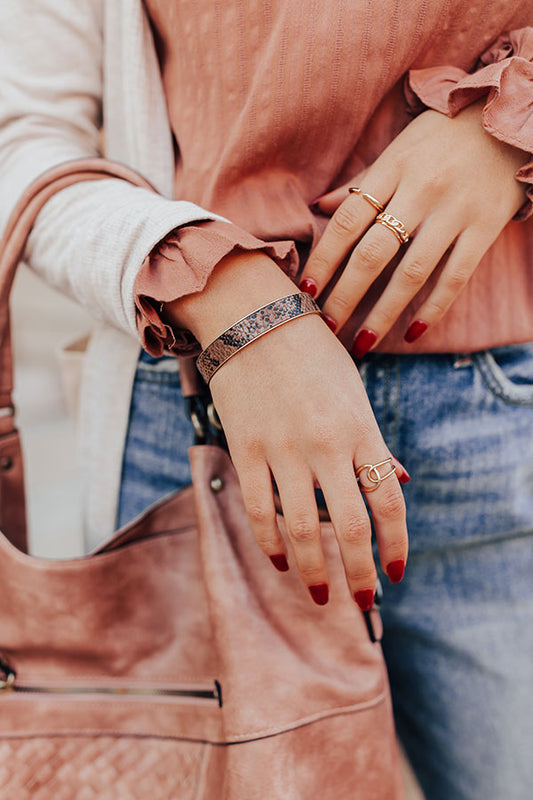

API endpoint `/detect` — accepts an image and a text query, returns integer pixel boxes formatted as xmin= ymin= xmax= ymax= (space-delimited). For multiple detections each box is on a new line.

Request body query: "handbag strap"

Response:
xmin=0 ymin=158 xmax=209 ymax=550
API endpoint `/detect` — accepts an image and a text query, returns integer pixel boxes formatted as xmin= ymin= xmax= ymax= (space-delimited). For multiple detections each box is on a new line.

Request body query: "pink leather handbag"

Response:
xmin=0 ymin=162 xmax=405 ymax=799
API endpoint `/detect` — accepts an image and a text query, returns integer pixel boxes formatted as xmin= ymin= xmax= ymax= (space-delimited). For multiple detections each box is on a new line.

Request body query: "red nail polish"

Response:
xmin=392 ymin=457 xmax=411 ymax=484
xmin=404 ymin=320 xmax=428 ymax=343
xmin=386 ymin=559 xmax=405 ymax=583
xmin=299 ymin=278 xmax=318 ymax=298
xmin=269 ymin=554 xmax=289 ymax=572
xmin=354 ymin=589 xmax=375 ymax=611
xmin=322 ymin=313 xmax=337 ymax=333
xmin=399 ymin=467 xmax=411 ymax=484
xmin=309 ymin=583 xmax=329 ymax=605
xmin=351 ymin=329 xmax=377 ymax=359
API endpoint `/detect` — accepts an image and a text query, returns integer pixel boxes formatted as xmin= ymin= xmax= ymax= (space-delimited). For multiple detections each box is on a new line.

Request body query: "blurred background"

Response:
xmin=12 ymin=264 xmax=90 ymax=558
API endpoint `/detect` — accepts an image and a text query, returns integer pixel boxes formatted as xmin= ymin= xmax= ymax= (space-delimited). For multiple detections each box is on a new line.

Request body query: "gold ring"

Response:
xmin=348 ymin=187 xmax=385 ymax=214
xmin=375 ymin=212 xmax=410 ymax=245
xmin=356 ymin=458 xmax=396 ymax=493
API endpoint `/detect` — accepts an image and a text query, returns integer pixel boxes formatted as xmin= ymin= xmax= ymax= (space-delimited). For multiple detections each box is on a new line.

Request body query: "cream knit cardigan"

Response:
xmin=0 ymin=0 xmax=227 ymax=550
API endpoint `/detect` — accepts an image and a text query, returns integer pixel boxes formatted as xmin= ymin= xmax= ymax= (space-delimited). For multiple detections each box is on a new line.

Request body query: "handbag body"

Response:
xmin=0 ymin=162 xmax=405 ymax=799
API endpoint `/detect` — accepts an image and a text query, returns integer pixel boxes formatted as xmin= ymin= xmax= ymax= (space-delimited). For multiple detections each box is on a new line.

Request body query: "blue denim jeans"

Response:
xmin=117 ymin=343 xmax=533 ymax=800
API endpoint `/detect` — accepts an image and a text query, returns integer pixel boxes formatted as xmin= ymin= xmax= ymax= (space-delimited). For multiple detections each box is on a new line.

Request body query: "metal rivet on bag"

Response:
xmin=0 ymin=456 xmax=12 ymax=471
xmin=210 ymin=476 xmax=224 ymax=493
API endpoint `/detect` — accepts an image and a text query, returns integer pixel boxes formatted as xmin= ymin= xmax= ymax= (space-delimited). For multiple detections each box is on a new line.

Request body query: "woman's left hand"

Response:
xmin=301 ymin=101 xmax=530 ymax=352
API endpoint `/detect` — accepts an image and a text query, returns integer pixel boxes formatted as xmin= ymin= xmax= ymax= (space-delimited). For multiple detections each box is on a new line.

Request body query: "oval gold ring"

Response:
xmin=356 ymin=457 xmax=396 ymax=493
xmin=348 ymin=186 xmax=385 ymax=214
xmin=375 ymin=211 xmax=410 ymax=245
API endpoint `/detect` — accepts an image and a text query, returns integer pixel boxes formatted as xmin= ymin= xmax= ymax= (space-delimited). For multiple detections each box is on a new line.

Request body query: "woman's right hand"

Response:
xmin=165 ymin=251 xmax=408 ymax=608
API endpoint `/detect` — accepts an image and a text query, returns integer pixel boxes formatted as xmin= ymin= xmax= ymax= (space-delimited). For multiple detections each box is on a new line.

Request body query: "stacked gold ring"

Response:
xmin=375 ymin=211 xmax=410 ymax=245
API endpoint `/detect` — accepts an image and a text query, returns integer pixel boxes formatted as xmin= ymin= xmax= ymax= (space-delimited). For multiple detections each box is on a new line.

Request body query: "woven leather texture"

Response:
xmin=0 ymin=737 xmax=204 ymax=799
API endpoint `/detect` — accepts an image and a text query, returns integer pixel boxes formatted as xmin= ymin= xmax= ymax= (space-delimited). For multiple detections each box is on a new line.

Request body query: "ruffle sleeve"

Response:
xmin=134 ymin=219 xmax=299 ymax=357
xmin=405 ymin=27 xmax=533 ymax=220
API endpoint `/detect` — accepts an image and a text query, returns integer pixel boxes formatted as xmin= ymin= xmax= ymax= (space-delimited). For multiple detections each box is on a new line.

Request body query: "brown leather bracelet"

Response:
xmin=196 ymin=292 xmax=321 ymax=383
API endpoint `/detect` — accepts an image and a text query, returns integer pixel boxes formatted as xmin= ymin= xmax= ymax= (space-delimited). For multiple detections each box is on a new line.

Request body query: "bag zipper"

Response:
xmin=0 ymin=655 xmax=222 ymax=706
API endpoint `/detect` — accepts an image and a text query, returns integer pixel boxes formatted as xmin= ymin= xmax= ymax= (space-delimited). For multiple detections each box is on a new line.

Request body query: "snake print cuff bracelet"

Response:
xmin=196 ymin=292 xmax=321 ymax=383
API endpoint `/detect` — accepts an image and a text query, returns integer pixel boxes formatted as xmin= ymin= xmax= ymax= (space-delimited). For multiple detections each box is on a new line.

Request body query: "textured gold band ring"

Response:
xmin=356 ymin=458 xmax=396 ymax=493
xmin=348 ymin=186 xmax=385 ymax=214
xmin=375 ymin=211 xmax=410 ymax=245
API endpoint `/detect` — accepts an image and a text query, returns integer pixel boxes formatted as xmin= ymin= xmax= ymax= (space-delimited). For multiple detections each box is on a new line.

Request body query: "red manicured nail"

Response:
xmin=269 ymin=554 xmax=289 ymax=572
xmin=299 ymin=278 xmax=318 ymax=298
xmin=322 ymin=313 xmax=337 ymax=333
xmin=404 ymin=320 xmax=428 ymax=343
xmin=354 ymin=589 xmax=375 ymax=611
xmin=309 ymin=583 xmax=329 ymax=605
xmin=392 ymin=457 xmax=411 ymax=484
xmin=386 ymin=559 xmax=405 ymax=583
xmin=351 ymin=328 xmax=377 ymax=358
xmin=398 ymin=467 xmax=411 ymax=484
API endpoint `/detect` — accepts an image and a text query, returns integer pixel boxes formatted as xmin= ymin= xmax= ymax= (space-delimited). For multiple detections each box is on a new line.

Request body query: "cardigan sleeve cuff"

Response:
xmin=405 ymin=27 xmax=533 ymax=220
xmin=134 ymin=219 xmax=299 ymax=357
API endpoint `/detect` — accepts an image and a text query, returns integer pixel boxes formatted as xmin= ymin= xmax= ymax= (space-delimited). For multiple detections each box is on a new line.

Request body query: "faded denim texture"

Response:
xmin=118 ymin=343 xmax=533 ymax=800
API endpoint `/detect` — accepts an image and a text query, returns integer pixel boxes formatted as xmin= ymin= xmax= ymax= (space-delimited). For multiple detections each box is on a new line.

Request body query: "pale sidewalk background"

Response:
xmin=11 ymin=264 xmax=424 ymax=799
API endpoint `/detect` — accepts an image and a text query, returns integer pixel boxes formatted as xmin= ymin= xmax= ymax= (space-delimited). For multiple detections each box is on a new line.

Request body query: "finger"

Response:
xmin=402 ymin=231 xmax=483 ymax=343
xmin=320 ymin=220 xmax=400 ymax=333
xmin=317 ymin=465 xmax=377 ymax=610
xmin=355 ymin=455 xmax=408 ymax=585
xmin=351 ymin=222 xmax=457 ymax=350
xmin=272 ymin=462 xmax=330 ymax=605
xmin=322 ymin=197 xmax=421 ymax=335
xmin=300 ymin=179 xmax=395 ymax=300
xmin=238 ymin=464 xmax=290 ymax=572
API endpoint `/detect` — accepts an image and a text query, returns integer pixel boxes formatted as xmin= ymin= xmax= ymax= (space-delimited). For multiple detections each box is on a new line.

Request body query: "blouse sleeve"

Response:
xmin=405 ymin=27 xmax=533 ymax=220
xmin=134 ymin=219 xmax=299 ymax=357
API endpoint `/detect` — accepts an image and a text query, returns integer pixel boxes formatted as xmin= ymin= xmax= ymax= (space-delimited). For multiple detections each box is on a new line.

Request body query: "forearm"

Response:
xmin=163 ymin=250 xmax=298 ymax=348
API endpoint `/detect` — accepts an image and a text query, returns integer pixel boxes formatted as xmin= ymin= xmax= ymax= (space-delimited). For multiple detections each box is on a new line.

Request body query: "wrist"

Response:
xmin=162 ymin=250 xmax=296 ymax=348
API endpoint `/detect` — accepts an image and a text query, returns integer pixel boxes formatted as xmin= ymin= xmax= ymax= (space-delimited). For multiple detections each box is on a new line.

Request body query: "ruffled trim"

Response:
xmin=405 ymin=27 xmax=533 ymax=220
xmin=134 ymin=219 xmax=299 ymax=357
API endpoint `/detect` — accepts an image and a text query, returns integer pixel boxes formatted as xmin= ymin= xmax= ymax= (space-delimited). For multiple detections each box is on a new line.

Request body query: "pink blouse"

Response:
xmin=136 ymin=0 xmax=533 ymax=357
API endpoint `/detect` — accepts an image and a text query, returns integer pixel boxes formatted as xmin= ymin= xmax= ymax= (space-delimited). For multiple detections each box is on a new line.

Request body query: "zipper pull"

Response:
xmin=0 ymin=654 xmax=15 ymax=692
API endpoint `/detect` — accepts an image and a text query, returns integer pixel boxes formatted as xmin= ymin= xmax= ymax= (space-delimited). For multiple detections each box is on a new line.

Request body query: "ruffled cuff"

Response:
xmin=405 ymin=27 xmax=533 ymax=219
xmin=134 ymin=219 xmax=299 ymax=357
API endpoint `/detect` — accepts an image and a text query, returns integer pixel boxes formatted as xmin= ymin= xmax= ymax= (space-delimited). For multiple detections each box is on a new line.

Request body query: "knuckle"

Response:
xmin=246 ymin=502 xmax=274 ymax=527
xmin=376 ymin=489 xmax=406 ymax=521
xmin=356 ymin=240 xmax=385 ymax=272
xmin=308 ymin=250 xmax=330 ymax=276
xmin=383 ymin=538 xmax=408 ymax=560
xmin=309 ymin=420 xmax=341 ymax=452
xmin=332 ymin=206 xmax=359 ymax=236
xmin=370 ymin=307 xmax=396 ymax=330
xmin=346 ymin=567 xmax=377 ymax=585
xmin=288 ymin=516 xmax=319 ymax=544
xmin=269 ymin=430 xmax=299 ymax=457
xmin=241 ymin=434 xmax=266 ymax=461
xmin=447 ymin=267 xmax=471 ymax=291
xmin=339 ymin=515 xmax=370 ymax=544
xmin=401 ymin=259 xmax=427 ymax=287
xmin=424 ymin=297 xmax=449 ymax=318
xmin=326 ymin=293 xmax=354 ymax=318
xmin=254 ymin=534 xmax=281 ymax=552
xmin=417 ymin=168 xmax=444 ymax=194
xmin=299 ymin=564 xmax=325 ymax=582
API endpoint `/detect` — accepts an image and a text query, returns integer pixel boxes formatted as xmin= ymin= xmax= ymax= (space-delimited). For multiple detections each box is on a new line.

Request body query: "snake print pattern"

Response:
xmin=196 ymin=293 xmax=320 ymax=383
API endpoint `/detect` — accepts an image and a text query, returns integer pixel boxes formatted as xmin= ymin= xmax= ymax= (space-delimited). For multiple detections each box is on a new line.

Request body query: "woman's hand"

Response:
xmin=300 ymin=101 xmax=530 ymax=354
xmin=166 ymin=252 xmax=408 ymax=608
